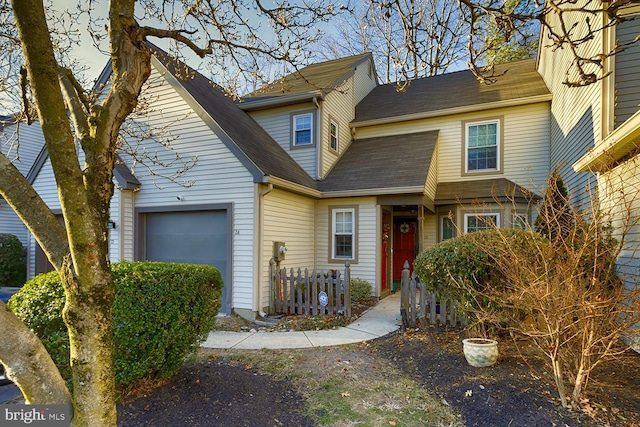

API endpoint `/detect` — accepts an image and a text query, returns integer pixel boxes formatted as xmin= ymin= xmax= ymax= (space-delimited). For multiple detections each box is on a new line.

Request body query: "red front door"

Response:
xmin=393 ymin=219 xmax=418 ymax=286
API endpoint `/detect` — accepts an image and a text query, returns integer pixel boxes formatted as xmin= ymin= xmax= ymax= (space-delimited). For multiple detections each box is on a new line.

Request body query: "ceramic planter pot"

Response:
xmin=462 ymin=338 xmax=498 ymax=367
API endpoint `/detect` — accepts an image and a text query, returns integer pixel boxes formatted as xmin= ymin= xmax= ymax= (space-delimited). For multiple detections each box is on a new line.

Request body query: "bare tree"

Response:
xmin=458 ymin=0 xmax=640 ymax=86
xmin=0 ymin=0 xmax=343 ymax=425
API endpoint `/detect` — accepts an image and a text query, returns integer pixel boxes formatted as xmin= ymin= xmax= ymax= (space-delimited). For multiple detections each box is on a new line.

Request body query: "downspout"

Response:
xmin=313 ymin=96 xmax=322 ymax=180
xmin=257 ymin=182 xmax=273 ymax=318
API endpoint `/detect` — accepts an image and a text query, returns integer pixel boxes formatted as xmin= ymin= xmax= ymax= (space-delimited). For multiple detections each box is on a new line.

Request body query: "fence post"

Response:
xmin=269 ymin=259 xmax=275 ymax=315
xmin=400 ymin=261 xmax=410 ymax=330
xmin=344 ymin=261 xmax=351 ymax=317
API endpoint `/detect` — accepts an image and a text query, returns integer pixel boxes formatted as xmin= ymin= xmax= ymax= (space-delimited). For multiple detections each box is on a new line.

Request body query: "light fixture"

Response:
xmin=107 ymin=220 xmax=116 ymax=229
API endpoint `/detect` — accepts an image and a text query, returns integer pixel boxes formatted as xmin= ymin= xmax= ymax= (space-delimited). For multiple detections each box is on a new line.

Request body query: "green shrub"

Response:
xmin=0 ymin=234 xmax=26 ymax=287
xmin=8 ymin=261 xmax=223 ymax=392
xmin=413 ymin=229 xmax=550 ymax=324
xmin=349 ymin=278 xmax=372 ymax=303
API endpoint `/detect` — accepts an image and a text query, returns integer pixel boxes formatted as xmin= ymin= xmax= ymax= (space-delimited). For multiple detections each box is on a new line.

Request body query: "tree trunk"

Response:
xmin=0 ymin=304 xmax=72 ymax=406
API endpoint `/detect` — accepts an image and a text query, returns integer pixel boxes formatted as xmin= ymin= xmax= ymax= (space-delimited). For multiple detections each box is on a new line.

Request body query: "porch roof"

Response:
xmin=435 ymin=178 xmax=539 ymax=205
xmin=318 ymin=130 xmax=437 ymax=194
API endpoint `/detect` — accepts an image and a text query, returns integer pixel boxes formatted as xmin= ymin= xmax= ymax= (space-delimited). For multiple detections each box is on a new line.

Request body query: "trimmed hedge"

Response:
xmin=349 ymin=278 xmax=372 ymax=303
xmin=0 ymin=234 xmax=26 ymax=287
xmin=8 ymin=261 xmax=222 ymax=392
xmin=413 ymin=229 xmax=550 ymax=310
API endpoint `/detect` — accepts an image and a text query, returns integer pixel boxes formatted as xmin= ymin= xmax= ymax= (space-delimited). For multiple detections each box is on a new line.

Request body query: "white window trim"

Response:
xmin=292 ymin=112 xmax=314 ymax=147
xmin=330 ymin=207 xmax=356 ymax=262
xmin=463 ymin=213 xmax=500 ymax=234
xmin=464 ymin=118 xmax=501 ymax=174
xmin=329 ymin=119 xmax=339 ymax=153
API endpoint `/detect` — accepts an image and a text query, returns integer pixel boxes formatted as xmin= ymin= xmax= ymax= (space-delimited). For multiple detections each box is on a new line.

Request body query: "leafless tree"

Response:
xmin=0 ymin=0 xmax=343 ymax=425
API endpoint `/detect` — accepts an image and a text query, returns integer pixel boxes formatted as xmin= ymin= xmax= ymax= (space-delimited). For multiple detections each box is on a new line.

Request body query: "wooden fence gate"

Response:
xmin=399 ymin=261 xmax=466 ymax=327
xmin=270 ymin=262 xmax=351 ymax=317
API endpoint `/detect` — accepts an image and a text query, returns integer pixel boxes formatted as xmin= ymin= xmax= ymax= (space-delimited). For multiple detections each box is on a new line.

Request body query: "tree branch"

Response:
xmin=141 ymin=27 xmax=212 ymax=58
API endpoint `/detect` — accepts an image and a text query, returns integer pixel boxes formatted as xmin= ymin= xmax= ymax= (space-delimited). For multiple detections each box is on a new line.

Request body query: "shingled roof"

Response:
xmin=318 ymin=130 xmax=437 ymax=194
xmin=354 ymin=59 xmax=550 ymax=125
xmin=435 ymin=178 xmax=540 ymax=204
xmin=241 ymin=53 xmax=373 ymax=108
xmin=151 ymin=47 xmax=317 ymax=189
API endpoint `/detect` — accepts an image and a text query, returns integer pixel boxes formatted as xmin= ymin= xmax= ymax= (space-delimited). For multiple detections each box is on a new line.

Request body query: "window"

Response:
xmin=292 ymin=112 xmax=313 ymax=146
xmin=441 ymin=216 xmax=455 ymax=241
xmin=513 ymin=214 xmax=528 ymax=229
xmin=465 ymin=119 xmax=500 ymax=172
xmin=331 ymin=207 xmax=356 ymax=261
xmin=464 ymin=213 xmax=499 ymax=233
xmin=329 ymin=120 xmax=339 ymax=152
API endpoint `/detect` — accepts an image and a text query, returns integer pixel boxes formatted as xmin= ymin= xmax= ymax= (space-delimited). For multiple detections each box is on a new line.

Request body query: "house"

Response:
xmin=537 ymin=4 xmax=640 ymax=291
xmin=0 ymin=117 xmax=45 ymax=247
xmin=16 ymin=47 xmax=551 ymax=319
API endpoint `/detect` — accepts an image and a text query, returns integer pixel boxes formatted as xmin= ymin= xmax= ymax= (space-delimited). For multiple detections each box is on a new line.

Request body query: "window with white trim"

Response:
xmin=329 ymin=120 xmax=338 ymax=152
xmin=464 ymin=213 xmax=499 ymax=233
xmin=513 ymin=214 xmax=528 ymax=230
xmin=465 ymin=119 xmax=500 ymax=172
xmin=293 ymin=113 xmax=313 ymax=146
xmin=331 ymin=208 xmax=355 ymax=260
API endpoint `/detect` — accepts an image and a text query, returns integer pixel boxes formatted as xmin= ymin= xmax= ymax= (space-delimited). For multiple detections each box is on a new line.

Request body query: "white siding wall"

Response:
xmin=355 ymin=103 xmax=550 ymax=195
xmin=262 ymin=188 xmax=316 ymax=310
xmin=315 ymin=197 xmax=378 ymax=293
xmin=120 ymin=66 xmax=257 ymax=311
xmin=248 ymin=103 xmax=318 ymax=178
xmin=537 ymin=4 xmax=601 ymax=205
xmin=108 ymin=190 xmax=121 ymax=263
xmin=0 ymin=121 xmax=46 ymax=246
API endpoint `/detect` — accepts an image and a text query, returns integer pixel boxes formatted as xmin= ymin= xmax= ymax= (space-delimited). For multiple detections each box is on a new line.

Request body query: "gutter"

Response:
xmin=573 ymin=109 xmax=640 ymax=173
xmin=238 ymin=91 xmax=324 ymax=111
xmin=350 ymin=94 xmax=552 ymax=128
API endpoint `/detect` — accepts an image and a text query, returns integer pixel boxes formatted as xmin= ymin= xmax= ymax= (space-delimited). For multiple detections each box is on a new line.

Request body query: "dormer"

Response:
xmin=238 ymin=53 xmax=378 ymax=180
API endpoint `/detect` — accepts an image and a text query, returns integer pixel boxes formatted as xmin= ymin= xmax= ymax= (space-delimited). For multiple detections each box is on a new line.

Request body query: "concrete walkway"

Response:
xmin=202 ymin=292 xmax=401 ymax=349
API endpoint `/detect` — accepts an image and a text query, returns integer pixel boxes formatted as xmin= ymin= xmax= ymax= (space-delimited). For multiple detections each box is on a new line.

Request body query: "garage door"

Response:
xmin=144 ymin=210 xmax=230 ymax=313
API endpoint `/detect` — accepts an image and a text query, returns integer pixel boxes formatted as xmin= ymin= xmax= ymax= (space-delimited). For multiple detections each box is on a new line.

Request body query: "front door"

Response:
xmin=393 ymin=218 xmax=418 ymax=290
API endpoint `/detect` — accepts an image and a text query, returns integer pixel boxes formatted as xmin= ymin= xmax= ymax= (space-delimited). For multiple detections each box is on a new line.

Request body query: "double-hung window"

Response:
xmin=464 ymin=213 xmax=499 ymax=233
xmin=329 ymin=119 xmax=339 ymax=152
xmin=292 ymin=112 xmax=313 ymax=146
xmin=465 ymin=119 xmax=500 ymax=173
xmin=331 ymin=207 xmax=356 ymax=261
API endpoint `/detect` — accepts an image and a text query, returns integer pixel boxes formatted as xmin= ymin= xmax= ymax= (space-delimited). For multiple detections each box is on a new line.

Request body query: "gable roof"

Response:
xmin=354 ymin=59 xmax=551 ymax=126
xmin=240 ymin=53 xmax=373 ymax=110
xmin=151 ymin=47 xmax=317 ymax=189
xmin=318 ymin=130 xmax=437 ymax=195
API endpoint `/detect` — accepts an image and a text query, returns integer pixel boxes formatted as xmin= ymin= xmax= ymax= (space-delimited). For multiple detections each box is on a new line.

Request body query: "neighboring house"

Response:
xmin=537 ymin=5 xmax=640 ymax=292
xmin=0 ymin=117 xmax=45 ymax=247
xmin=22 ymin=48 xmax=551 ymax=319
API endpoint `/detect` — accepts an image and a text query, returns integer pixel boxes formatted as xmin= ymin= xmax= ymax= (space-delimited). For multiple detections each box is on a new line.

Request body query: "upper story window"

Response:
xmin=331 ymin=207 xmax=357 ymax=262
xmin=329 ymin=119 xmax=339 ymax=152
xmin=292 ymin=112 xmax=314 ymax=147
xmin=464 ymin=119 xmax=501 ymax=173
xmin=464 ymin=213 xmax=499 ymax=233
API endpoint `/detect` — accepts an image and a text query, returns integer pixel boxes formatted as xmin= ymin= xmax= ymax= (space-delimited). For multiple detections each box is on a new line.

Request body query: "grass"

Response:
xmin=199 ymin=344 xmax=463 ymax=427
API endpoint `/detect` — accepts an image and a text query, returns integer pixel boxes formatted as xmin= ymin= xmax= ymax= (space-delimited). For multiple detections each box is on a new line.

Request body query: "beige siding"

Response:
xmin=315 ymin=197 xmax=378 ymax=293
xmin=353 ymin=58 xmax=378 ymax=104
xmin=248 ymin=103 xmax=318 ymax=178
xmin=537 ymin=4 xmax=601 ymax=205
xmin=261 ymin=188 xmax=316 ymax=310
xmin=355 ymin=103 xmax=550 ymax=196
xmin=121 ymin=65 xmax=258 ymax=311
xmin=425 ymin=139 xmax=439 ymax=201
xmin=321 ymin=79 xmax=356 ymax=178
xmin=421 ymin=214 xmax=437 ymax=251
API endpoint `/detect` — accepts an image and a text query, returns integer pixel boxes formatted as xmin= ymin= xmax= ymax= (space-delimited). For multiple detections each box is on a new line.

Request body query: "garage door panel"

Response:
xmin=144 ymin=210 xmax=230 ymax=313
